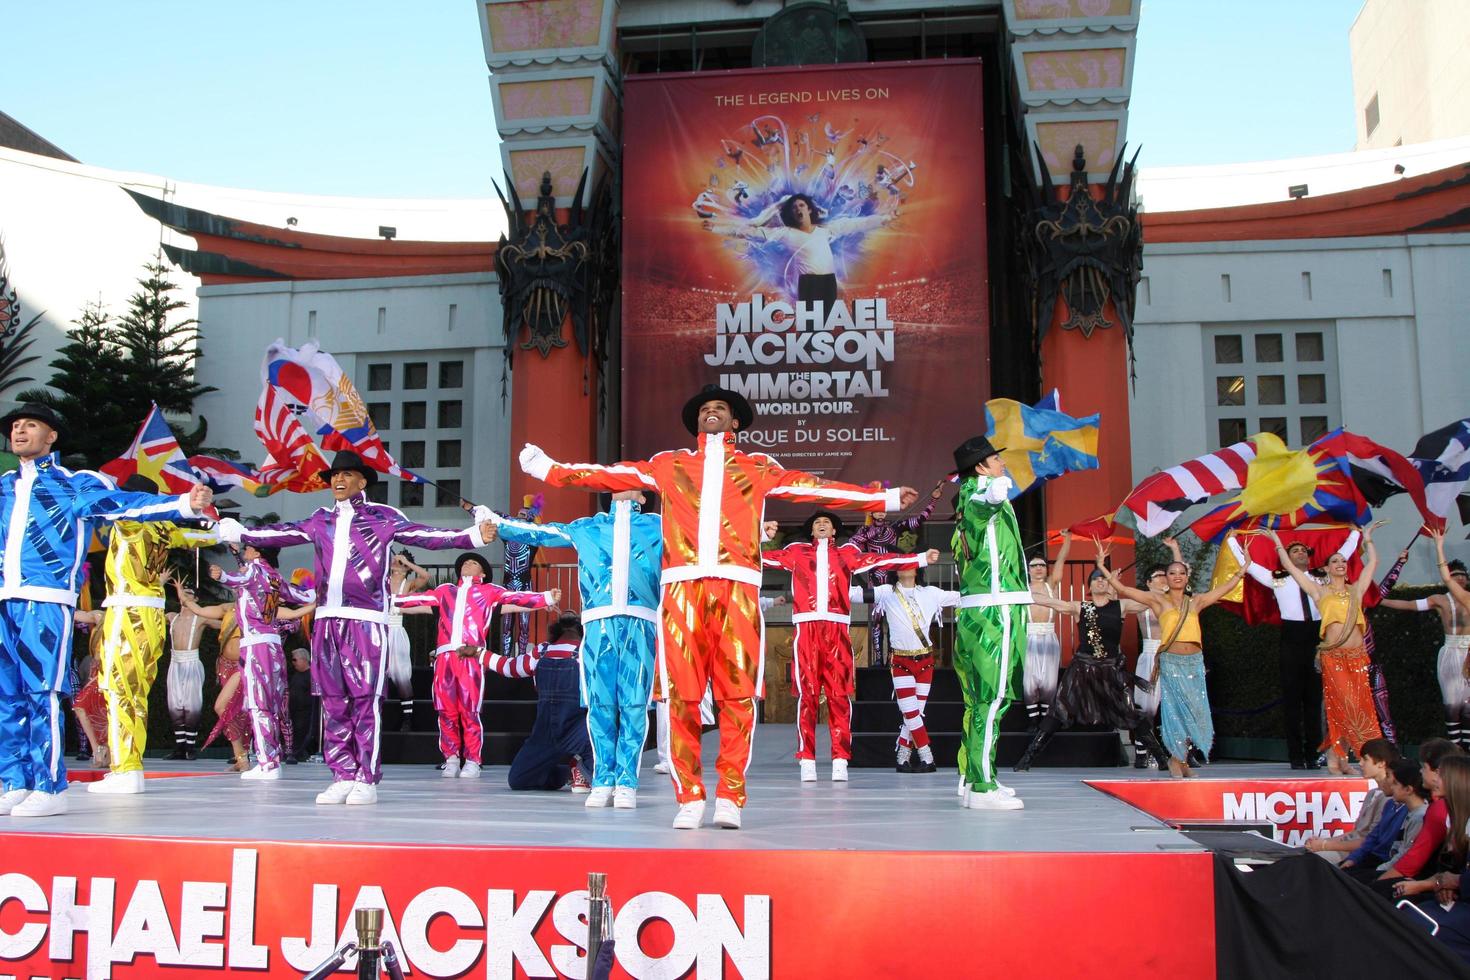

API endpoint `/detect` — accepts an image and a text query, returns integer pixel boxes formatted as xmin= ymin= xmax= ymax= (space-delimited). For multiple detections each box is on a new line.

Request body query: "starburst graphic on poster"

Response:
xmin=690 ymin=110 xmax=918 ymax=302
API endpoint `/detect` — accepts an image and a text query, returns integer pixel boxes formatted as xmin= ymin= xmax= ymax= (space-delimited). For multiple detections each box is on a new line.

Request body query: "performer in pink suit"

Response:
xmin=393 ymin=552 xmax=557 ymax=778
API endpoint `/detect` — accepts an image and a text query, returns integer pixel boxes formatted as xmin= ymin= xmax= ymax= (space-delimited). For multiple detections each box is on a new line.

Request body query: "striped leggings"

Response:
xmin=892 ymin=653 xmax=935 ymax=750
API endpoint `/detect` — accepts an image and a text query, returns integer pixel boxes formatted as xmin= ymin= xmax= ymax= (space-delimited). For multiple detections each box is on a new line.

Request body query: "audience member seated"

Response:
xmin=1376 ymin=739 xmax=1463 ymax=894
xmin=1394 ymin=754 xmax=1470 ymax=965
xmin=1305 ymin=737 xmax=1398 ymax=865
xmin=1342 ymin=757 xmax=1428 ymax=883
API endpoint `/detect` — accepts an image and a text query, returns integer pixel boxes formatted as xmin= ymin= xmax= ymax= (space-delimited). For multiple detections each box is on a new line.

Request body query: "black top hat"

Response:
xmin=454 ymin=551 xmax=490 ymax=581
xmin=120 ymin=473 xmax=159 ymax=495
xmin=323 ymin=450 xmax=378 ymax=485
xmin=681 ymin=384 xmax=754 ymax=436
xmin=801 ymin=509 xmax=845 ymax=539
xmin=951 ymin=436 xmax=1004 ymax=475
xmin=1 ymin=402 xmax=66 ymax=444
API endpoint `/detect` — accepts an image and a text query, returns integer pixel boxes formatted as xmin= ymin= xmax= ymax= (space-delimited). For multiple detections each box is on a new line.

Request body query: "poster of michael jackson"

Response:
xmin=621 ymin=61 xmax=990 ymax=495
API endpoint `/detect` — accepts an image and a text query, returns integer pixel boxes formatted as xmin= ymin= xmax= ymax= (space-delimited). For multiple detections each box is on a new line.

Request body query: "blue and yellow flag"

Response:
xmin=984 ymin=389 xmax=1100 ymax=499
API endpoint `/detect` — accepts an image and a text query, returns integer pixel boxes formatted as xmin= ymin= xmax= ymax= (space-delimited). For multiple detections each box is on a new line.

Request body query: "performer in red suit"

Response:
xmin=763 ymin=510 xmax=936 ymax=782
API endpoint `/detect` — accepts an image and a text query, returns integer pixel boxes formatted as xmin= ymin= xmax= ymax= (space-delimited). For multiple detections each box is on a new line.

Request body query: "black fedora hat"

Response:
xmin=952 ymin=436 xmax=1004 ymax=475
xmin=681 ymin=384 xmax=754 ymax=436
xmin=454 ymin=551 xmax=490 ymax=581
xmin=120 ymin=473 xmax=159 ymax=495
xmin=323 ymin=450 xmax=378 ymax=485
xmin=1 ymin=402 xmax=66 ymax=444
xmin=801 ymin=509 xmax=845 ymax=539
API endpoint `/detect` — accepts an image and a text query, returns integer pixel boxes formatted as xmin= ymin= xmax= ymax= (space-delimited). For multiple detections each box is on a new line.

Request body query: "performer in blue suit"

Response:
xmin=489 ymin=490 xmax=661 ymax=809
xmin=0 ymin=404 xmax=213 ymax=817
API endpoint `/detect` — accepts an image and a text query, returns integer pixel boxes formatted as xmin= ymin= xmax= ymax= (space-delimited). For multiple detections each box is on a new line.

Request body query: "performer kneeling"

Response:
xmin=1014 ymin=544 xmax=1171 ymax=772
xmin=507 ymin=614 xmax=594 ymax=792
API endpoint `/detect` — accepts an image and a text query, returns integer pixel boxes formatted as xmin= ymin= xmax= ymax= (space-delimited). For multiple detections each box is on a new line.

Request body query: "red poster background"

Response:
xmin=0 ymin=834 xmax=1213 ymax=978
xmin=621 ymin=61 xmax=989 ymax=505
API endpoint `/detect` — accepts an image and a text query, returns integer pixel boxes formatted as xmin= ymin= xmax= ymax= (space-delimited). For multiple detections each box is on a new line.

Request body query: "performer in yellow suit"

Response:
xmin=90 ymin=474 xmax=216 ymax=795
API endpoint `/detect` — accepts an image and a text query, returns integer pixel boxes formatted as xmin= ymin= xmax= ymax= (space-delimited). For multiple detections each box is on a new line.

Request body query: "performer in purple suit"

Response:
xmin=209 ymin=546 xmax=316 ymax=780
xmin=216 ymin=451 xmax=493 ymax=806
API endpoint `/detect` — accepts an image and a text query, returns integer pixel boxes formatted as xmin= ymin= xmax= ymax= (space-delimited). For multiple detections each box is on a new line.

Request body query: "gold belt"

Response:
xmin=890 ymin=648 xmax=931 ymax=658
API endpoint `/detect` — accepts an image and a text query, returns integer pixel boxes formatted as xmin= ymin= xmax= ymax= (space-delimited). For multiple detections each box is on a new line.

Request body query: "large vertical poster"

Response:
xmin=621 ymin=60 xmax=989 ymax=494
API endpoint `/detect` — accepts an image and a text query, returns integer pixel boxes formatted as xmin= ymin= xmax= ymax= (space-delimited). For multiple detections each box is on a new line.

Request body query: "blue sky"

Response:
xmin=5 ymin=1 xmax=1365 ymax=198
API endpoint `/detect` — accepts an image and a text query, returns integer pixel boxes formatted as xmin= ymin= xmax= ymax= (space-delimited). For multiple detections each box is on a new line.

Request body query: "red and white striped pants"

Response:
xmin=891 ymin=652 xmax=935 ymax=750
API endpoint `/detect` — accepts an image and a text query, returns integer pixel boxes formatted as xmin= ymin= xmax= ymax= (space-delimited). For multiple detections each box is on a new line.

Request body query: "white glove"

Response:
xmin=472 ymin=504 xmax=496 ymax=524
xmin=519 ymin=443 xmax=553 ymax=481
xmin=215 ymin=517 xmax=245 ymax=543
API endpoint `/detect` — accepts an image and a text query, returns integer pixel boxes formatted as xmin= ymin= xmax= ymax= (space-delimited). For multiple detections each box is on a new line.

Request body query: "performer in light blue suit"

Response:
xmin=488 ymin=490 xmax=661 ymax=809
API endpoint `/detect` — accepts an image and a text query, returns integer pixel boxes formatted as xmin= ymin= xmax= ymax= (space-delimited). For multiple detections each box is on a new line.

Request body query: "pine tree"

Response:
xmin=16 ymin=300 xmax=134 ymax=466
xmin=114 ymin=253 xmax=218 ymax=453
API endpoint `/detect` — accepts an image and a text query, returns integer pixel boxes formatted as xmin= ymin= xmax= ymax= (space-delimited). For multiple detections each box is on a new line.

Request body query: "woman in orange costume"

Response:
xmin=518 ymin=383 xmax=916 ymax=831
xmin=1268 ymin=524 xmax=1382 ymax=774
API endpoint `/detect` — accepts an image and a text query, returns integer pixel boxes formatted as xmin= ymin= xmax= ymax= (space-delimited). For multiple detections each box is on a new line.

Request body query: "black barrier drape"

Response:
xmin=1214 ymin=853 xmax=1470 ymax=978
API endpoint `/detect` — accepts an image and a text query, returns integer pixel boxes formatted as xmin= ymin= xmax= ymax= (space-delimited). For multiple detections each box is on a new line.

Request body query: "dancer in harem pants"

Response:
xmin=0 ymin=402 xmax=213 ymax=818
xmin=762 ymin=508 xmax=932 ymax=782
xmin=489 ymin=490 xmax=662 ymax=808
xmin=949 ymin=436 xmax=1031 ymax=812
xmin=518 ymin=383 xmax=916 ymax=830
xmin=216 ymin=450 xmax=493 ymax=807
xmin=393 ymin=551 xmax=554 ymax=778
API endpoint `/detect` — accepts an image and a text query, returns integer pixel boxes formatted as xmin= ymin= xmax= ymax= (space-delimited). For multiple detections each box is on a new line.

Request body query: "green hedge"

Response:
xmin=1202 ymin=584 xmax=1451 ymax=747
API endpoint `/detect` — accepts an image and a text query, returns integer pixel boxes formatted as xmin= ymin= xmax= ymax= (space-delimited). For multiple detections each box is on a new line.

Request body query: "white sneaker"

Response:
xmin=713 ymin=798 xmax=742 ymax=829
xmin=965 ymin=788 xmax=1025 ymax=811
xmin=459 ymin=761 xmax=481 ymax=779
xmin=831 ymin=759 xmax=849 ymax=782
xmin=613 ymin=787 xmax=637 ymax=809
xmin=441 ymin=757 xmax=461 ymax=779
xmin=654 ymin=762 xmax=670 ymax=775
xmin=345 ymin=782 xmax=378 ymax=806
xmin=995 ymin=781 xmax=1017 ymax=798
xmin=672 ymin=800 xmax=706 ymax=830
xmin=87 ymin=770 xmax=145 ymax=795
xmin=799 ymin=759 xmax=817 ymax=783
xmin=316 ymin=780 xmax=354 ymax=805
xmin=11 ymin=790 xmax=67 ymax=817
xmin=0 ymin=788 xmax=31 ymax=814
xmin=240 ymin=765 xmax=280 ymax=781
xmin=957 ymin=775 xmax=967 ymax=797
xmin=585 ymin=786 xmax=614 ymax=808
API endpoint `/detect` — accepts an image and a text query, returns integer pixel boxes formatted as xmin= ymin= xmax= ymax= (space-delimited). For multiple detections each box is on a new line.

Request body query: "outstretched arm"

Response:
xmin=489 ymin=514 xmax=576 ymax=549
xmin=1047 ymin=531 xmax=1073 ymax=587
xmin=1378 ymin=596 xmax=1438 ymax=613
xmin=1352 ymin=529 xmax=1379 ymax=602
xmin=846 ymin=546 xmax=935 ymax=578
xmin=172 ymin=582 xmax=228 ymax=622
xmin=1432 ymin=529 xmax=1470 ymax=608
xmin=390 ymin=510 xmax=492 ymax=552
xmin=520 ymin=444 xmax=657 ymax=494
xmin=894 ymin=484 xmax=942 ymax=533
xmin=1103 ymin=567 xmax=1160 ymax=612
xmin=217 ymin=516 xmax=313 ymax=550
xmin=1030 ymin=592 xmax=1083 ymax=617
xmin=74 ymin=472 xmax=202 ymax=525
xmin=1227 ymin=535 xmax=1276 ymax=588
xmin=766 ymin=460 xmax=912 ymax=513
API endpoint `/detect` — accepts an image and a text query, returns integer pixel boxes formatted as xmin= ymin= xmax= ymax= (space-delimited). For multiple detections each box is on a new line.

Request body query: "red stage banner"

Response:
xmin=0 ymin=834 xmax=1212 ymax=978
xmin=1090 ymin=777 xmax=1375 ymax=845
xmin=621 ymin=61 xmax=989 ymax=498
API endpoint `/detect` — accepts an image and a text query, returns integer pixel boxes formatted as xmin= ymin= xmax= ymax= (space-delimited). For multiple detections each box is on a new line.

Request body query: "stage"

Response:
xmin=0 ymin=726 xmax=1377 ymax=979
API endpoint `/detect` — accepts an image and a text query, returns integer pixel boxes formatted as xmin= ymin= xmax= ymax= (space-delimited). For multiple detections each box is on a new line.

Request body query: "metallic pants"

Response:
xmin=312 ymin=617 xmax=389 ymax=785
xmin=583 ymin=616 xmax=656 ymax=789
xmin=0 ymin=600 xmax=73 ymax=793
xmin=433 ymin=651 xmax=484 ymax=763
xmin=99 ymin=604 xmax=167 ymax=772
xmin=241 ymin=637 xmax=290 ymax=768
xmin=657 ymin=579 xmax=763 ymax=806
xmin=953 ymin=601 xmax=1026 ymax=793
xmin=792 ymin=620 xmax=854 ymax=762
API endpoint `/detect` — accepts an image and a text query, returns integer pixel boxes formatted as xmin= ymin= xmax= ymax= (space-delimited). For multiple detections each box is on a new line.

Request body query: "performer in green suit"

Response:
xmin=950 ymin=436 xmax=1031 ymax=811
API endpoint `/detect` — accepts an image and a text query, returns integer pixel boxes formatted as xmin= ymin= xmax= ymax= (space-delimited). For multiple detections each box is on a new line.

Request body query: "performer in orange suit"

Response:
xmin=519 ymin=384 xmax=917 ymax=830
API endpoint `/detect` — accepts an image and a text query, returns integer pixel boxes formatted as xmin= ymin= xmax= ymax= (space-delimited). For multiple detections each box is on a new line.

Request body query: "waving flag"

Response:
xmin=262 ymin=339 xmax=424 ymax=483
xmin=189 ymin=454 xmax=275 ymax=498
xmin=1188 ymin=429 xmax=1428 ymax=541
xmin=101 ymin=403 xmax=198 ymax=492
xmin=1403 ymin=419 xmax=1470 ymax=528
xmin=983 ymin=389 xmax=1100 ymax=499
xmin=1095 ymin=438 xmax=1259 ymax=539
xmin=254 ymin=383 xmax=328 ymax=493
